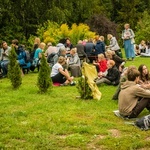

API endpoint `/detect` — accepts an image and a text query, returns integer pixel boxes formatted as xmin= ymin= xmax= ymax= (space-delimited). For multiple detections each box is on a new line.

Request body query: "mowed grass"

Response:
xmin=0 ymin=56 xmax=150 ymax=150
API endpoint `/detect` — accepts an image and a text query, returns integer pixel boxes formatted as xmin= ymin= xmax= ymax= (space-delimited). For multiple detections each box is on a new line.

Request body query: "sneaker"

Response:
xmin=60 ymin=83 xmax=68 ymax=86
xmin=70 ymin=81 xmax=76 ymax=86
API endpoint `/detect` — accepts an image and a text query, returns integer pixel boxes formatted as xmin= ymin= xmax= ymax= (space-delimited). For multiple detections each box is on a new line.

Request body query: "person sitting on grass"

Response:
xmin=105 ymin=50 xmax=125 ymax=73
xmin=93 ymin=53 xmax=107 ymax=77
xmin=31 ymin=42 xmax=45 ymax=71
xmin=95 ymin=60 xmax=120 ymax=86
xmin=118 ymin=67 xmax=150 ymax=119
xmin=0 ymin=41 xmax=11 ymax=78
xmin=68 ymin=48 xmax=81 ymax=77
xmin=51 ymin=56 xmax=75 ymax=86
xmin=138 ymin=64 xmax=150 ymax=89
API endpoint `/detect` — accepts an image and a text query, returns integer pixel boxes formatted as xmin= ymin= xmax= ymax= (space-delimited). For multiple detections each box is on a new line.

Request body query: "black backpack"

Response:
xmin=135 ymin=114 xmax=150 ymax=130
xmin=47 ymin=52 xmax=57 ymax=66
xmin=25 ymin=50 xmax=31 ymax=63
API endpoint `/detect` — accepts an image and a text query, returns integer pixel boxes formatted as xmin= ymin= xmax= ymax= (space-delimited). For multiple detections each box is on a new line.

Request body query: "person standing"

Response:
xmin=122 ymin=23 xmax=135 ymax=61
xmin=106 ymin=34 xmax=121 ymax=57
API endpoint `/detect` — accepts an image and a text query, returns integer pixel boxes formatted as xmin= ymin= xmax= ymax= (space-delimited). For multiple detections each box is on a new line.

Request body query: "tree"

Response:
xmin=35 ymin=21 xmax=95 ymax=45
xmin=135 ymin=11 xmax=150 ymax=44
xmin=37 ymin=53 xmax=52 ymax=93
xmin=85 ymin=14 xmax=118 ymax=39
xmin=8 ymin=46 xmax=22 ymax=89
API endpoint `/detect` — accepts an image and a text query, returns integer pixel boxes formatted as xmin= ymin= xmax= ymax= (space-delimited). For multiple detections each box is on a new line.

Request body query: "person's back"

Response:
xmin=34 ymin=48 xmax=42 ymax=59
xmin=95 ymin=40 xmax=105 ymax=55
xmin=106 ymin=65 xmax=120 ymax=85
xmin=119 ymin=67 xmax=150 ymax=118
xmin=76 ymin=42 xmax=86 ymax=57
xmin=85 ymin=42 xmax=95 ymax=56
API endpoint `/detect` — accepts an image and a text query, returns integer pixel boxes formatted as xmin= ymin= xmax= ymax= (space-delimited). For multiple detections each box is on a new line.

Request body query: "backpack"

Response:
xmin=47 ymin=52 xmax=57 ymax=67
xmin=25 ymin=50 xmax=31 ymax=63
xmin=135 ymin=114 xmax=150 ymax=130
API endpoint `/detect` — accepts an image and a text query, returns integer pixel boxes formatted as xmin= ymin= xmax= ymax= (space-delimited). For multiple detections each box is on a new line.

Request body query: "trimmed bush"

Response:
xmin=37 ymin=53 xmax=52 ymax=93
xmin=8 ymin=46 xmax=22 ymax=89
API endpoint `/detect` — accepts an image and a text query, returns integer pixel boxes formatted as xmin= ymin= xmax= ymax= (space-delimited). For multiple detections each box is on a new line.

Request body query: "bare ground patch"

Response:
xmin=108 ymin=129 xmax=121 ymax=138
xmin=86 ymin=135 xmax=106 ymax=150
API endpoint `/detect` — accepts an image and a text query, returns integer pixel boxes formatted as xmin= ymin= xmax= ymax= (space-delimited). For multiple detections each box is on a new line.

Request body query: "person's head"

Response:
xmin=34 ymin=37 xmax=41 ymax=45
xmin=1 ymin=41 xmax=8 ymax=50
xmin=95 ymin=35 xmax=100 ymax=41
xmin=140 ymin=40 xmax=145 ymax=45
xmin=99 ymin=36 xmax=104 ymax=41
xmin=111 ymin=51 xmax=115 ymax=55
xmin=127 ymin=66 xmax=140 ymax=82
xmin=39 ymin=42 xmax=46 ymax=50
xmin=12 ymin=39 xmax=19 ymax=47
xmin=105 ymin=50 xmax=112 ymax=59
xmin=66 ymin=38 xmax=71 ymax=45
xmin=70 ymin=48 xmax=77 ymax=55
xmin=107 ymin=60 xmax=115 ymax=69
xmin=98 ymin=53 xmax=105 ymax=61
xmin=135 ymin=45 xmax=139 ymax=50
xmin=88 ymin=38 xmax=93 ymax=43
xmin=107 ymin=34 xmax=113 ymax=40
xmin=47 ymin=42 xmax=52 ymax=47
xmin=59 ymin=46 xmax=66 ymax=56
xmin=124 ymin=23 xmax=130 ymax=29
xmin=138 ymin=64 xmax=150 ymax=82
xmin=78 ymin=40 xmax=82 ymax=44
xmin=58 ymin=56 xmax=66 ymax=65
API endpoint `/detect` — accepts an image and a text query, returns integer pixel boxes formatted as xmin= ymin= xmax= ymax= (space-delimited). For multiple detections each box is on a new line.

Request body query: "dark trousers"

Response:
xmin=51 ymin=72 xmax=66 ymax=84
xmin=128 ymin=98 xmax=150 ymax=118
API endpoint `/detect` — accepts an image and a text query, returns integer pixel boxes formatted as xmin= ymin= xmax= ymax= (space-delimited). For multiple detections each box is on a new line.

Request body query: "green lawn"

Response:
xmin=0 ymin=56 xmax=150 ymax=150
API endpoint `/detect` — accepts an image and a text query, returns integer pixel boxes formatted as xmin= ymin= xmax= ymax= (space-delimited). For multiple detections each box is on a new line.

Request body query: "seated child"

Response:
xmin=93 ymin=53 xmax=107 ymax=77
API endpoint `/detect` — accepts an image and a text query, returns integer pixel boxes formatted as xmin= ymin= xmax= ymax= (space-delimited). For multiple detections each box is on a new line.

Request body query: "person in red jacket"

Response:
xmin=93 ymin=53 xmax=107 ymax=77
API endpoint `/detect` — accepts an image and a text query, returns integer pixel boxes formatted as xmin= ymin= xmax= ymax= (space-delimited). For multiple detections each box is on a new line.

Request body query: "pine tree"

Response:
xmin=37 ymin=53 xmax=52 ymax=93
xmin=77 ymin=75 xmax=92 ymax=99
xmin=8 ymin=46 xmax=22 ymax=89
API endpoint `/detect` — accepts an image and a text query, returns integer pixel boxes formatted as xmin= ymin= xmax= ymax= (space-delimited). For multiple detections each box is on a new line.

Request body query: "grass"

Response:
xmin=0 ymin=56 xmax=150 ymax=150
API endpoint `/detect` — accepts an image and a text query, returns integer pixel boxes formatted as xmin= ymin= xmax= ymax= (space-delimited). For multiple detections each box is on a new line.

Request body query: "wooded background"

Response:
xmin=0 ymin=0 xmax=150 ymax=46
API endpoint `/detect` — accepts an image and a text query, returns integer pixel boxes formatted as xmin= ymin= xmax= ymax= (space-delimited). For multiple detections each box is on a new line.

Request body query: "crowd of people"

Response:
xmin=0 ymin=23 xmax=150 ymax=119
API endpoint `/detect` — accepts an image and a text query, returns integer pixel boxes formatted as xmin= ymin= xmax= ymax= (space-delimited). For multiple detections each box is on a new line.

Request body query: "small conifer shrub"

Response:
xmin=37 ymin=53 xmax=52 ymax=93
xmin=8 ymin=46 xmax=22 ymax=89
xmin=77 ymin=75 xmax=92 ymax=99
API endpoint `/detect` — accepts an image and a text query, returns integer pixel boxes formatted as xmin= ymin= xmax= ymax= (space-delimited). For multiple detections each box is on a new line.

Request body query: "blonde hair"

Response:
xmin=124 ymin=23 xmax=130 ymax=28
xmin=34 ymin=37 xmax=41 ymax=45
xmin=99 ymin=36 xmax=104 ymax=41
xmin=78 ymin=40 xmax=82 ymax=44
xmin=58 ymin=56 xmax=66 ymax=64
xmin=105 ymin=50 xmax=112 ymax=59
xmin=107 ymin=34 xmax=113 ymax=40
xmin=71 ymin=48 xmax=77 ymax=53
xmin=98 ymin=53 xmax=105 ymax=60
xmin=108 ymin=60 xmax=115 ymax=66
xmin=39 ymin=42 xmax=46 ymax=49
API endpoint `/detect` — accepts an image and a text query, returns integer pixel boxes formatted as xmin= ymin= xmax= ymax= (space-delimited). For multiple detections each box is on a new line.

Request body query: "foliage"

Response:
xmin=86 ymin=14 xmax=118 ymax=40
xmin=1 ymin=0 xmax=150 ymax=45
xmin=37 ymin=53 xmax=52 ymax=93
xmin=77 ymin=76 xmax=92 ymax=99
xmin=135 ymin=11 xmax=150 ymax=44
xmin=8 ymin=46 xmax=22 ymax=89
xmin=36 ymin=21 xmax=96 ymax=45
